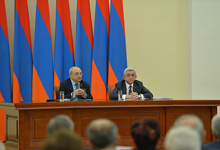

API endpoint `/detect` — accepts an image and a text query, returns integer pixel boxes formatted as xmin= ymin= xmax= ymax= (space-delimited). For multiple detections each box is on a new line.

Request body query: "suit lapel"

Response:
xmin=133 ymin=81 xmax=139 ymax=93
xmin=67 ymin=79 xmax=73 ymax=92
xmin=122 ymin=81 xmax=127 ymax=94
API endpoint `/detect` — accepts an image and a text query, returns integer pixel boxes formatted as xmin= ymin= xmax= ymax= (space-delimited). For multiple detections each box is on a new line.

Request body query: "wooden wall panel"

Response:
xmin=22 ymin=109 xmax=73 ymax=150
xmin=72 ymin=107 xmax=165 ymax=147
xmin=5 ymin=109 xmax=19 ymax=150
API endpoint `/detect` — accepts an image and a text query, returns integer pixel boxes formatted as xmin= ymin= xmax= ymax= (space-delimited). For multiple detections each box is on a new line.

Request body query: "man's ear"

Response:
xmin=123 ymin=75 xmax=125 ymax=80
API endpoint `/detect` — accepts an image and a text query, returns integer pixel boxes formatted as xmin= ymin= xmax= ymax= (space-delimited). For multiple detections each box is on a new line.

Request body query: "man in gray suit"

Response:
xmin=111 ymin=67 xmax=153 ymax=100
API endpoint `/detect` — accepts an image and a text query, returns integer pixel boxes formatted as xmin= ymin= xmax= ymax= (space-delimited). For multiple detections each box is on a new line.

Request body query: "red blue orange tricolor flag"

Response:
xmin=75 ymin=0 xmax=93 ymax=86
xmin=54 ymin=0 xmax=74 ymax=87
xmin=32 ymin=0 xmax=53 ymax=102
xmin=13 ymin=0 xmax=32 ymax=103
xmin=0 ymin=0 xmax=11 ymax=142
xmin=91 ymin=0 xmax=109 ymax=99
xmin=108 ymin=0 xmax=127 ymax=86
xmin=0 ymin=0 xmax=12 ymax=103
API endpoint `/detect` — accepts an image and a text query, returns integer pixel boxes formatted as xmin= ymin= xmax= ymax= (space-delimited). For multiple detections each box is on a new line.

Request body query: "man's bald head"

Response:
xmin=173 ymin=115 xmax=205 ymax=142
xmin=86 ymin=119 xmax=118 ymax=149
xmin=69 ymin=67 xmax=82 ymax=83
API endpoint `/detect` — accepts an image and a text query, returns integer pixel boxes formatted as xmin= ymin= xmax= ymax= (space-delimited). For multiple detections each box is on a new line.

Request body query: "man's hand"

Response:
xmin=126 ymin=92 xmax=139 ymax=99
xmin=74 ymin=89 xmax=86 ymax=96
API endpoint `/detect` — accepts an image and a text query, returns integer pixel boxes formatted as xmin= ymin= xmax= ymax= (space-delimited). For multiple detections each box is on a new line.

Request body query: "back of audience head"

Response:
xmin=86 ymin=119 xmax=118 ymax=150
xmin=42 ymin=128 xmax=83 ymax=150
xmin=131 ymin=118 xmax=161 ymax=150
xmin=211 ymin=114 xmax=220 ymax=140
xmin=47 ymin=115 xmax=74 ymax=136
xmin=164 ymin=126 xmax=201 ymax=150
xmin=173 ymin=114 xmax=205 ymax=142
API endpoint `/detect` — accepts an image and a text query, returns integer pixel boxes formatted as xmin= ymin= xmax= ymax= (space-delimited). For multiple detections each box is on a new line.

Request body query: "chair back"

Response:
xmin=107 ymin=85 xmax=115 ymax=99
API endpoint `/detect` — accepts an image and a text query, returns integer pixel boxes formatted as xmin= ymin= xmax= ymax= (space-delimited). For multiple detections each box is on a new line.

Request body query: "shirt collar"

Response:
xmin=125 ymin=81 xmax=133 ymax=88
xmin=70 ymin=79 xmax=80 ymax=86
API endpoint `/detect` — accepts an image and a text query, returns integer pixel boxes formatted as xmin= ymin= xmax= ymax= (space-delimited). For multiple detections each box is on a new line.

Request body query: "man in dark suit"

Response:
xmin=203 ymin=114 xmax=220 ymax=150
xmin=111 ymin=67 xmax=153 ymax=100
xmin=59 ymin=66 xmax=93 ymax=100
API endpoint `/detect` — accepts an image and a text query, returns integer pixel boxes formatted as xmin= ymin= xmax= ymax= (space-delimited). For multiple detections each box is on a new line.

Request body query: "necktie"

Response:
xmin=75 ymin=83 xmax=79 ymax=89
xmin=129 ymin=86 xmax=132 ymax=94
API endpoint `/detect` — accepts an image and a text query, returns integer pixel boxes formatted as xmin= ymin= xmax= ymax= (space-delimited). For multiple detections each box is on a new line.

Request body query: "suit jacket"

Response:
xmin=203 ymin=141 xmax=220 ymax=150
xmin=111 ymin=80 xmax=153 ymax=100
xmin=59 ymin=78 xmax=93 ymax=99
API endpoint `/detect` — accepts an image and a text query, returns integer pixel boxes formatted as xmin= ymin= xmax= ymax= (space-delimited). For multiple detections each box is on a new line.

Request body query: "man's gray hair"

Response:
xmin=164 ymin=126 xmax=201 ymax=150
xmin=123 ymin=67 xmax=136 ymax=76
xmin=211 ymin=114 xmax=220 ymax=139
xmin=69 ymin=67 xmax=73 ymax=74
xmin=47 ymin=115 xmax=74 ymax=136
xmin=86 ymin=119 xmax=118 ymax=149
xmin=173 ymin=115 xmax=204 ymax=141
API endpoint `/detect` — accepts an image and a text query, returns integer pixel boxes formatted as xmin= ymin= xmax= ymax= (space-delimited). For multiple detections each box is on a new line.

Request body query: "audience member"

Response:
xmin=173 ymin=114 xmax=215 ymax=150
xmin=204 ymin=114 xmax=220 ymax=149
xmin=86 ymin=119 xmax=118 ymax=150
xmin=164 ymin=126 xmax=201 ymax=150
xmin=130 ymin=118 xmax=160 ymax=150
xmin=173 ymin=115 xmax=205 ymax=141
xmin=111 ymin=67 xmax=153 ymax=100
xmin=47 ymin=115 xmax=74 ymax=136
xmin=42 ymin=128 xmax=83 ymax=150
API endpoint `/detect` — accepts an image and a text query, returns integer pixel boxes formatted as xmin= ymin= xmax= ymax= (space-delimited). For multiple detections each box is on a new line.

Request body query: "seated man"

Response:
xmin=203 ymin=114 xmax=220 ymax=150
xmin=111 ymin=67 xmax=153 ymax=100
xmin=59 ymin=66 xmax=93 ymax=99
xmin=131 ymin=118 xmax=160 ymax=150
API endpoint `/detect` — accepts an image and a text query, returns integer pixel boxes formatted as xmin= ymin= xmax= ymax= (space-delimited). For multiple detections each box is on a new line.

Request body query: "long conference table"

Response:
xmin=0 ymin=99 xmax=219 ymax=150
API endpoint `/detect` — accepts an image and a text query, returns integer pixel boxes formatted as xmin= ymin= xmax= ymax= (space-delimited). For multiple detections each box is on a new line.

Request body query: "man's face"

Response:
xmin=123 ymin=70 xmax=137 ymax=85
xmin=70 ymin=67 xmax=82 ymax=83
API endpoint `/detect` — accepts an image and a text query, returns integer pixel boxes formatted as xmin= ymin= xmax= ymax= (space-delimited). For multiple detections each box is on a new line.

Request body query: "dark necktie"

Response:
xmin=129 ymin=86 xmax=132 ymax=94
xmin=75 ymin=83 xmax=79 ymax=89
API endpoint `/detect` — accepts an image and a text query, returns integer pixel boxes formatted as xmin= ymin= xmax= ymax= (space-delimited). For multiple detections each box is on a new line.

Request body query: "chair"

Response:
xmin=107 ymin=85 xmax=115 ymax=99
xmin=54 ymin=86 xmax=60 ymax=99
